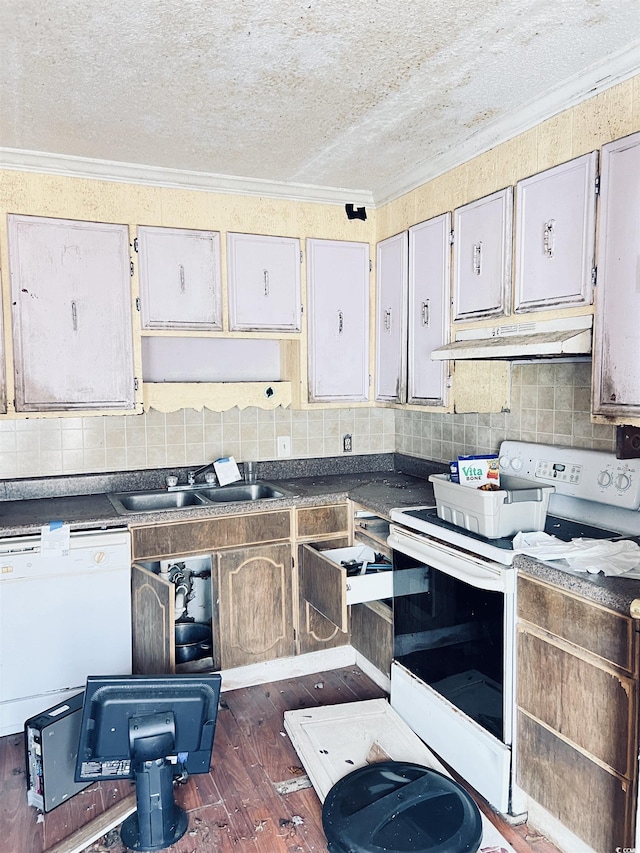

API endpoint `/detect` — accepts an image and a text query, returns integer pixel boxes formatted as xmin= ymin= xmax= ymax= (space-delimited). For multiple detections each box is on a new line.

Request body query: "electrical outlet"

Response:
xmin=277 ymin=435 xmax=291 ymax=458
xmin=343 ymin=434 xmax=352 ymax=453
xmin=616 ymin=425 xmax=640 ymax=459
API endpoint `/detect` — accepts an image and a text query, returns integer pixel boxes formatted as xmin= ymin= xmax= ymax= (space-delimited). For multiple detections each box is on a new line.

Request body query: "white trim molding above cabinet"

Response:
xmin=227 ymin=233 xmax=302 ymax=333
xmin=514 ymin=152 xmax=598 ymax=313
xmin=374 ymin=215 xmax=451 ymax=407
xmin=452 ymin=187 xmax=513 ymax=323
xmin=592 ymin=131 xmax=640 ymax=422
xmin=307 ymin=238 xmax=370 ymax=403
xmin=137 ymin=225 xmax=222 ymax=331
xmin=8 ymin=215 xmax=137 ymax=413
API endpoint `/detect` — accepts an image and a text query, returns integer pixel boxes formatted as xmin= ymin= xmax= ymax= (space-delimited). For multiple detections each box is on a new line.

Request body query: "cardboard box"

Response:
xmin=457 ymin=454 xmax=500 ymax=489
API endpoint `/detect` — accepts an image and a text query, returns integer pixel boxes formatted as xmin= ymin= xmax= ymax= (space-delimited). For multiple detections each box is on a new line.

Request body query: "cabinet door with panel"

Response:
xmin=131 ymin=563 xmax=177 ymax=675
xmin=375 ymin=232 xmax=407 ymax=403
xmin=514 ymin=152 xmax=598 ymax=313
xmin=299 ymin=543 xmax=397 ymax=633
xmin=8 ymin=215 xmax=135 ymax=411
xmin=297 ymin=538 xmax=350 ymax=656
xmin=137 ymin=225 xmax=222 ymax=330
xmin=295 ymin=503 xmax=351 ymax=655
xmin=131 ymin=511 xmax=292 ymax=675
xmin=307 ymin=238 xmax=370 ymax=402
xmin=592 ymin=131 xmax=640 ymax=420
xmin=452 ymin=188 xmax=513 ymax=322
xmin=516 ymin=575 xmax=638 ymax=852
xmin=350 ymin=600 xmax=393 ymax=677
xmin=217 ymin=543 xmax=294 ymax=669
xmin=227 ymin=233 xmax=301 ymax=332
xmin=0 ymin=269 xmax=6 ymax=414
xmin=408 ymin=213 xmax=451 ymax=405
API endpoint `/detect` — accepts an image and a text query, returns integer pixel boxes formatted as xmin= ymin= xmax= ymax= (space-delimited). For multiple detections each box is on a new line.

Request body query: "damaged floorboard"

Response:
xmin=0 ymin=666 xmax=561 ymax=853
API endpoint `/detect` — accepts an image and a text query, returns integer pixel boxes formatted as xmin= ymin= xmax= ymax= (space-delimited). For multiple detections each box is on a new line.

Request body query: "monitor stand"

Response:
xmin=120 ymin=757 xmax=188 ymax=852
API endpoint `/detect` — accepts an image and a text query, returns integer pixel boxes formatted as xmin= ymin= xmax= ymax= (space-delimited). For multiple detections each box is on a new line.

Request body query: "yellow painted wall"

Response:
xmin=376 ymin=76 xmax=640 ymax=415
xmin=376 ymin=75 xmax=640 ymax=241
xmin=0 ymin=78 xmax=638 ymax=476
xmin=0 ymin=171 xmax=377 ymax=414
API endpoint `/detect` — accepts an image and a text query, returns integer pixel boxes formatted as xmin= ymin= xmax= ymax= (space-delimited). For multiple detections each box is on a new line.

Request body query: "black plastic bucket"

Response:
xmin=321 ymin=761 xmax=483 ymax=853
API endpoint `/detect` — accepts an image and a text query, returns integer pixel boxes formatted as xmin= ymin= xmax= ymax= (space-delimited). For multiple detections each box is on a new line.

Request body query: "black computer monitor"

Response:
xmin=75 ymin=673 xmax=222 ymax=852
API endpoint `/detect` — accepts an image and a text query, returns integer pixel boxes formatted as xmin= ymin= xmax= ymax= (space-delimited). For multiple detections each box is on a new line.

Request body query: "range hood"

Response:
xmin=431 ymin=315 xmax=592 ymax=361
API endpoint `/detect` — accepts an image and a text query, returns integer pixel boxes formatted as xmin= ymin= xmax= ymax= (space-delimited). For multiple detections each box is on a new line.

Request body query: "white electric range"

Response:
xmin=388 ymin=440 xmax=640 ymax=817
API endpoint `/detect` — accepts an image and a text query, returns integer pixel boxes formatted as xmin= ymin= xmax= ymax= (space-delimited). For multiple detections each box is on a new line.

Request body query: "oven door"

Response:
xmin=389 ymin=525 xmax=515 ymax=745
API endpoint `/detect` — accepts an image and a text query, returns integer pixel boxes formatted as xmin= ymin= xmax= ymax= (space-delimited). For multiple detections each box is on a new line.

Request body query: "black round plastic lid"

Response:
xmin=321 ymin=761 xmax=483 ymax=853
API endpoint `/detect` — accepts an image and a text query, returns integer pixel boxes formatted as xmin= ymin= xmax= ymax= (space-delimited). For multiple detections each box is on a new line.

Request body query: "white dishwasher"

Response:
xmin=0 ymin=527 xmax=132 ymax=736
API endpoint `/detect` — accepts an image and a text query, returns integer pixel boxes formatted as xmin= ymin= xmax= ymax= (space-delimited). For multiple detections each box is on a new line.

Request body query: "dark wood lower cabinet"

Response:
xmin=131 ymin=502 xmax=394 ymax=681
xmin=131 ymin=563 xmax=176 ymax=674
xmin=517 ymin=575 xmax=638 ymax=853
xmin=217 ymin=543 xmax=295 ymax=669
xmin=297 ymin=598 xmax=349 ymax=655
xmin=350 ymin=599 xmax=392 ymax=676
xmin=295 ymin=535 xmax=351 ymax=655
xmin=517 ymin=712 xmax=633 ymax=853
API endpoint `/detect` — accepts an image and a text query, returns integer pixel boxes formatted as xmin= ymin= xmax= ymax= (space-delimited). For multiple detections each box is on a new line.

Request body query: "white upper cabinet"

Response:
xmin=452 ymin=187 xmax=513 ymax=322
xmin=592 ymin=131 xmax=640 ymax=420
xmin=374 ymin=218 xmax=450 ymax=407
xmin=307 ymin=239 xmax=370 ymax=402
xmin=8 ymin=215 xmax=135 ymax=412
xmin=137 ymin=226 xmax=222 ymax=330
xmin=375 ymin=233 xmax=407 ymax=403
xmin=0 ymin=270 xmax=6 ymax=415
xmin=515 ymin=152 xmax=598 ymax=313
xmin=408 ymin=213 xmax=451 ymax=405
xmin=227 ymin=233 xmax=301 ymax=332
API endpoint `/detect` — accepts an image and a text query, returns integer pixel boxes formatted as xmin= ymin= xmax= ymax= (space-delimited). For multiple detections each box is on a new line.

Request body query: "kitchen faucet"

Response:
xmin=187 ymin=461 xmax=216 ymax=486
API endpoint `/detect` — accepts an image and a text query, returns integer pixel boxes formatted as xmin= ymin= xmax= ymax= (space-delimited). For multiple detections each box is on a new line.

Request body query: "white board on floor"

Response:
xmin=284 ymin=697 xmax=517 ymax=853
xmin=283 ymin=697 xmax=446 ymax=802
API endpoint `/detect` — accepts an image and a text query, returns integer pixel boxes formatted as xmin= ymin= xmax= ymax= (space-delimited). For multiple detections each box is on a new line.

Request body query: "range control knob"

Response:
xmin=499 ymin=455 xmax=511 ymax=469
xmin=511 ymin=457 xmax=523 ymax=473
xmin=597 ymin=470 xmax=612 ymax=488
xmin=616 ymin=473 xmax=632 ymax=492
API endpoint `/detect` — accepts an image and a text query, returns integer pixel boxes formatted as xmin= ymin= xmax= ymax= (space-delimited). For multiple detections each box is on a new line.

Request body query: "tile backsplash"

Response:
xmin=0 ymin=362 xmax=617 ymax=479
xmin=0 ymin=405 xmax=396 ymax=478
xmin=396 ymin=362 xmax=616 ymax=461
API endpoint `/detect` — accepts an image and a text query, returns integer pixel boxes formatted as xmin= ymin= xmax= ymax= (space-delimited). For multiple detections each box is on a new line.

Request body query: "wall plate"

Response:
xmin=616 ymin=425 xmax=640 ymax=459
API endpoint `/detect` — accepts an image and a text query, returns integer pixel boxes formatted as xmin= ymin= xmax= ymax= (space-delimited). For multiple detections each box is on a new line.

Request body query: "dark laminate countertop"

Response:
xmin=1 ymin=453 xmax=638 ymax=618
xmin=0 ymin=454 xmax=444 ymax=538
xmin=515 ymin=553 xmax=640 ymax=616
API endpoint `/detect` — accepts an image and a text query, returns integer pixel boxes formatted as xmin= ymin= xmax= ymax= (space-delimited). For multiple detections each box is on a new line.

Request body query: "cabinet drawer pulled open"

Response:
xmin=300 ymin=544 xmax=392 ymax=632
xmin=300 ymin=543 xmax=428 ymax=633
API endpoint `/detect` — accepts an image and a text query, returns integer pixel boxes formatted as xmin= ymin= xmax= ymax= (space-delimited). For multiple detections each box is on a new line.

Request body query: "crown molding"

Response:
xmin=0 ymin=46 xmax=637 ymax=210
xmin=0 ymin=148 xmax=374 ymax=208
xmin=373 ymin=46 xmax=640 ymax=206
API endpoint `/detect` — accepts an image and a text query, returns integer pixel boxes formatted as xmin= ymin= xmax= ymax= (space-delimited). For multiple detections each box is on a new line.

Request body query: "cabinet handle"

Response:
xmin=71 ymin=300 xmax=78 ymax=331
xmin=263 ymin=269 xmax=269 ymax=297
xmin=472 ymin=241 xmax=483 ymax=275
xmin=421 ymin=300 xmax=430 ymax=327
xmin=384 ymin=308 xmax=392 ymax=332
xmin=178 ymin=264 xmax=186 ymax=293
xmin=543 ymin=219 xmax=556 ymax=258
xmin=338 ymin=310 xmax=344 ymax=334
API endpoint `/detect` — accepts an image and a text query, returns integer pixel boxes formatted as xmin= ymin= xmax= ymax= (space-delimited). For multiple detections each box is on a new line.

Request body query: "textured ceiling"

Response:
xmin=1 ymin=0 xmax=639 ymax=204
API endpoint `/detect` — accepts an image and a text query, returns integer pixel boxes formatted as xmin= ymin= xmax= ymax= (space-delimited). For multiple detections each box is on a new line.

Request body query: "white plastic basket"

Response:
xmin=429 ymin=473 xmax=555 ymax=538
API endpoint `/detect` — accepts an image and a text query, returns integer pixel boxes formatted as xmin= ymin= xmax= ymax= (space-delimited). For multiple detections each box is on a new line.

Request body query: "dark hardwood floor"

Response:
xmin=0 ymin=666 xmax=562 ymax=853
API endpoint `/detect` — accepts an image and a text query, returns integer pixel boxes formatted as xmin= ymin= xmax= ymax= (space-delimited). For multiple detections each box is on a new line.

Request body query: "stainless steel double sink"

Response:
xmin=107 ymin=482 xmax=287 ymax=515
